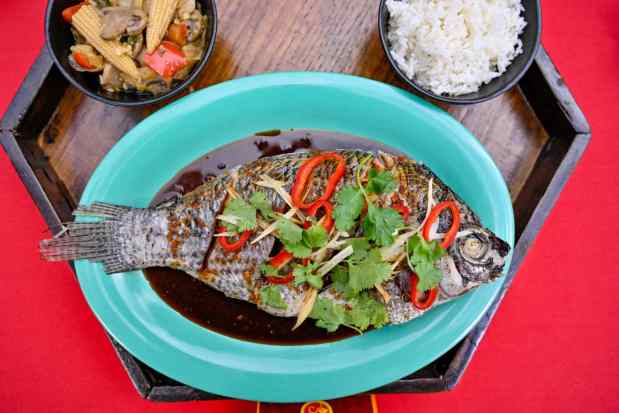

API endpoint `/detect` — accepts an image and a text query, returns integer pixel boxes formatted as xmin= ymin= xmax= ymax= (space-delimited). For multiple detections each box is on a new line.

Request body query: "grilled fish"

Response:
xmin=40 ymin=150 xmax=510 ymax=327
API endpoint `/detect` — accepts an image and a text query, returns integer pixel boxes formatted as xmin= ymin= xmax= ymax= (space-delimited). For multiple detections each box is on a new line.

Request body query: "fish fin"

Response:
xmin=73 ymin=201 xmax=132 ymax=219
xmin=40 ymin=219 xmax=131 ymax=273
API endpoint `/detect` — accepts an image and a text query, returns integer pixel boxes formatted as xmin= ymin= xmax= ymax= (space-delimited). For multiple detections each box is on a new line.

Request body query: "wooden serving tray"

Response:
xmin=0 ymin=1 xmax=589 ymax=401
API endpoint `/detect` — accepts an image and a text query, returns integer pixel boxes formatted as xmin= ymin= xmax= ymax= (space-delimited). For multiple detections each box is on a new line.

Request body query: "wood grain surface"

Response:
xmin=36 ymin=0 xmax=548 ymax=203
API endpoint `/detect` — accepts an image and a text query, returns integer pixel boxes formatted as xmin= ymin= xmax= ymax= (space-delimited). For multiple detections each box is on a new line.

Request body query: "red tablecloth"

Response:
xmin=1 ymin=1 xmax=617 ymax=412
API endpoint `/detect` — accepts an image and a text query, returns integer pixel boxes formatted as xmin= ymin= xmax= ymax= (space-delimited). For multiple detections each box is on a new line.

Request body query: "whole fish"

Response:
xmin=40 ymin=150 xmax=510 ymax=327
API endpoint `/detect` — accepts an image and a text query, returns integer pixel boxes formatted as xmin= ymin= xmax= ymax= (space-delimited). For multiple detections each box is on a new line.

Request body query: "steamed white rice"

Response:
xmin=386 ymin=0 xmax=526 ymax=96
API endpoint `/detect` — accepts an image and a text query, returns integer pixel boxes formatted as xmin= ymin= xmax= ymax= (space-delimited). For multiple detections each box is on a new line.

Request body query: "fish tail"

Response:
xmin=40 ymin=202 xmax=165 ymax=274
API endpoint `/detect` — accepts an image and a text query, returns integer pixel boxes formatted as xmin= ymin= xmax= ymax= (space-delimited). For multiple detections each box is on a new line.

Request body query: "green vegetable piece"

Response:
xmin=259 ymin=285 xmax=287 ymax=309
xmin=407 ymin=234 xmax=446 ymax=292
xmin=349 ymin=293 xmax=388 ymax=331
xmin=362 ymin=204 xmax=404 ymax=246
xmin=222 ymin=198 xmax=257 ymax=232
xmin=346 ymin=237 xmax=371 ymax=263
xmin=281 ymin=239 xmax=312 ymax=258
xmin=333 ymin=185 xmax=365 ymax=231
xmin=310 ymin=293 xmax=388 ymax=333
xmin=330 ymin=265 xmax=349 ymax=291
xmin=250 ymin=191 xmax=276 ymax=220
xmin=259 ymin=263 xmax=280 ymax=277
xmin=293 ymin=262 xmax=323 ymax=289
xmin=310 ymin=297 xmax=347 ymax=332
xmin=302 ymin=223 xmax=328 ymax=249
xmin=366 ymin=168 xmax=397 ymax=195
xmin=276 ymin=218 xmax=303 ymax=244
xmin=348 ymin=249 xmax=392 ymax=293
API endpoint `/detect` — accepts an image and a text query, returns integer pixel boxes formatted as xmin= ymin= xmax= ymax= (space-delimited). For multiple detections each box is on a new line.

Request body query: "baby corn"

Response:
xmin=146 ymin=0 xmax=180 ymax=53
xmin=71 ymin=6 xmax=140 ymax=79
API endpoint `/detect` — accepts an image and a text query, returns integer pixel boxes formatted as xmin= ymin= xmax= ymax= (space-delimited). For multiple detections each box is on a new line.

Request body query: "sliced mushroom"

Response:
xmin=99 ymin=63 xmax=123 ymax=91
xmin=100 ymin=7 xmax=147 ymax=40
xmin=126 ymin=8 xmax=147 ymax=34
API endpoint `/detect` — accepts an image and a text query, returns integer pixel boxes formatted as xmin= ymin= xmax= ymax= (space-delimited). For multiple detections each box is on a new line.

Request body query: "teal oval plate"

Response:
xmin=77 ymin=72 xmax=514 ymax=402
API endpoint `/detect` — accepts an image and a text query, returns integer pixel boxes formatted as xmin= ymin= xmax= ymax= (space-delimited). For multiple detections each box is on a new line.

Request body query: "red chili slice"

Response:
xmin=422 ymin=201 xmax=461 ymax=249
xmin=391 ymin=203 xmax=410 ymax=224
xmin=216 ymin=227 xmax=251 ymax=253
xmin=291 ymin=153 xmax=346 ymax=210
xmin=266 ymin=273 xmax=294 ymax=284
xmin=410 ymin=273 xmax=438 ymax=310
xmin=269 ymin=250 xmax=294 ymax=269
xmin=305 ymin=200 xmax=334 ymax=232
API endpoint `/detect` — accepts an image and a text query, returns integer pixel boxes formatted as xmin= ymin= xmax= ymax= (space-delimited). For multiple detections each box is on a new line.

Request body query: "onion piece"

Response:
xmin=380 ymin=230 xmax=417 ymax=261
xmin=317 ymin=245 xmax=354 ymax=277
xmin=311 ymin=231 xmax=347 ymax=262
xmin=292 ymin=288 xmax=318 ymax=330
xmin=255 ymin=174 xmax=294 ymax=209
xmin=250 ymin=208 xmax=297 ymax=244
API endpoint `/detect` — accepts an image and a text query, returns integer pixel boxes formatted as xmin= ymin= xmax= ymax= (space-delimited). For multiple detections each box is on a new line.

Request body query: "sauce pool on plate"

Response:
xmin=144 ymin=129 xmax=404 ymax=345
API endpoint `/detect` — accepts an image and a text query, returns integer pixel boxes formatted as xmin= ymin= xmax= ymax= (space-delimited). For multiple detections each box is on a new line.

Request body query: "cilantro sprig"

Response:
xmin=222 ymin=197 xmax=257 ymax=233
xmin=250 ymin=191 xmax=277 ymax=220
xmin=406 ymin=234 xmax=446 ymax=292
xmin=259 ymin=285 xmax=287 ymax=309
xmin=333 ymin=160 xmax=403 ymax=245
xmin=293 ymin=262 xmax=323 ymax=289
xmin=309 ymin=293 xmax=388 ymax=333
xmin=275 ymin=218 xmax=328 ymax=258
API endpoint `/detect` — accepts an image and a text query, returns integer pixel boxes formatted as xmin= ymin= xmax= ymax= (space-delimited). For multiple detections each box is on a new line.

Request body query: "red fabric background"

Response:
xmin=1 ymin=1 xmax=617 ymax=412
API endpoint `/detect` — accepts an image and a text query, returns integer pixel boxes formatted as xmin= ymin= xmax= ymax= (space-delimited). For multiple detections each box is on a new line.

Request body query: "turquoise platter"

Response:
xmin=75 ymin=72 xmax=514 ymax=402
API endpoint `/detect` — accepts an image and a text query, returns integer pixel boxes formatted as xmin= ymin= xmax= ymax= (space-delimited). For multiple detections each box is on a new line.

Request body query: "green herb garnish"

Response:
xmin=222 ymin=198 xmax=256 ymax=232
xmin=259 ymin=285 xmax=287 ymax=309
xmin=347 ymin=249 xmax=392 ymax=294
xmin=407 ymin=234 xmax=446 ymax=292
xmin=293 ymin=262 xmax=323 ymax=289
xmin=333 ymin=185 xmax=365 ymax=231
xmin=362 ymin=204 xmax=404 ymax=246
xmin=276 ymin=218 xmax=303 ymax=244
xmin=309 ymin=293 xmax=388 ymax=333
xmin=366 ymin=168 xmax=398 ymax=195
xmin=250 ymin=191 xmax=276 ymax=220
xmin=302 ymin=223 xmax=328 ymax=249
xmin=259 ymin=263 xmax=280 ymax=277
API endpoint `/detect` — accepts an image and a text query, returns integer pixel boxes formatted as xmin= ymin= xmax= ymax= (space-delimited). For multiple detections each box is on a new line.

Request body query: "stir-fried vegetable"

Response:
xmin=62 ymin=2 xmax=86 ymax=23
xmin=62 ymin=0 xmax=207 ymax=96
xmin=143 ymin=41 xmax=188 ymax=78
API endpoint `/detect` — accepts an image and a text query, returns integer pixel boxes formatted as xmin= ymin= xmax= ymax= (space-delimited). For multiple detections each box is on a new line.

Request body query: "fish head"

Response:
xmin=444 ymin=224 xmax=511 ymax=288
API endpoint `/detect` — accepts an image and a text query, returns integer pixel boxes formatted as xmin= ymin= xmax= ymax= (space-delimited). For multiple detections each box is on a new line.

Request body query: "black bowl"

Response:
xmin=45 ymin=0 xmax=217 ymax=107
xmin=378 ymin=0 xmax=541 ymax=105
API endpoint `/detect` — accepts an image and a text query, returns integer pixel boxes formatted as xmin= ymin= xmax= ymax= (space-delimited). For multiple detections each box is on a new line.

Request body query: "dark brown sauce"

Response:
xmin=144 ymin=129 xmax=404 ymax=345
